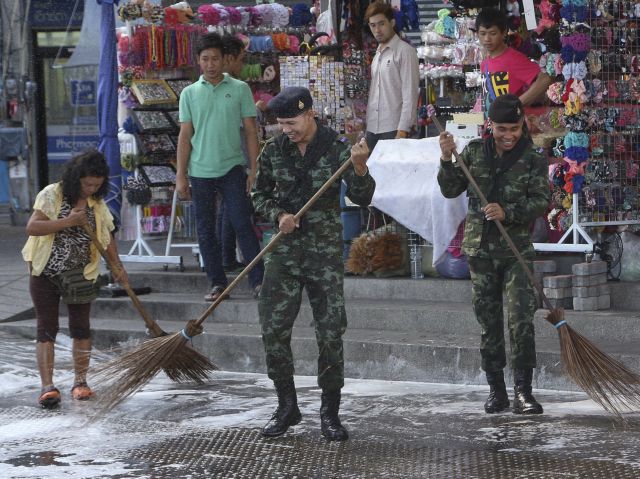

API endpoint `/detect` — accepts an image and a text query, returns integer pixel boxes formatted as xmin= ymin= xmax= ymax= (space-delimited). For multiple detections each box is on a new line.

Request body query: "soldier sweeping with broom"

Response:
xmin=252 ymin=87 xmax=375 ymax=440
xmin=438 ymin=95 xmax=549 ymax=414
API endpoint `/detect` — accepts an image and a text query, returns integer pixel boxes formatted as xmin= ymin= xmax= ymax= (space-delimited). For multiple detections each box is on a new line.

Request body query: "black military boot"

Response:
xmin=262 ymin=378 xmax=302 ymax=437
xmin=484 ymin=370 xmax=510 ymax=413
xmin=320 ymin=390 xmax=349 ymax=441
xmin=513 ymin=368 xmax=543 ymax=414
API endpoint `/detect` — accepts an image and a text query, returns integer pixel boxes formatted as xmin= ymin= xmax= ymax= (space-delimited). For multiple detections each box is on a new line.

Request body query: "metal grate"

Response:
xmin=1 ymin=405 xmax=639 ymax=478
xmin=126 ymin=428 xmax=640 ymax=479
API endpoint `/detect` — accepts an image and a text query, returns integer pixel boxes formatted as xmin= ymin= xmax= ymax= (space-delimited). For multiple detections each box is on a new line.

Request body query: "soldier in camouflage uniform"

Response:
xmin=251 ymin=87 xmax=375 ymax=441
xmin=437 ymin=95 xmax=550 ymax=415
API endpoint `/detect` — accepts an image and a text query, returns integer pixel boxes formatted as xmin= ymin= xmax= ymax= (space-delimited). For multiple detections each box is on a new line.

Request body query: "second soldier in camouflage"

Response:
xmin=437 ymin=94 xmax=550 ymax=416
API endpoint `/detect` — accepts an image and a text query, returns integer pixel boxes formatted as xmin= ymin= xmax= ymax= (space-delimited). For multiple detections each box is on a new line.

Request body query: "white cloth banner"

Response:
xmin=368 ymin=137 xmax=471 ymax=265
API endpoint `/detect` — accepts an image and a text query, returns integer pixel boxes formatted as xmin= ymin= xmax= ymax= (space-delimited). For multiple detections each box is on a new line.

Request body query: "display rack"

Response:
xmin=533 ymin=193 xmax=594 ymax=253
xmin=117 ymin=132 xmax=183 ymax=269
xmin=165 ymin=188 xmax=202 ymax=270
xmin=119 ymin=167 xmax=184 ymax=270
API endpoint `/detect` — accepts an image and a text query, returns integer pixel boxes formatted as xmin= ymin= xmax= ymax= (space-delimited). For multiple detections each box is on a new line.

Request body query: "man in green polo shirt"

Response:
xmin=176 ymin=32 xmax=263 ymax=301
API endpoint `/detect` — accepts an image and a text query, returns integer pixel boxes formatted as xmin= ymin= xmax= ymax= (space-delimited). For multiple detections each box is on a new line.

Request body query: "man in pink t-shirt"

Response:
xmin=476 ymin=9 xmax=552 ymax=110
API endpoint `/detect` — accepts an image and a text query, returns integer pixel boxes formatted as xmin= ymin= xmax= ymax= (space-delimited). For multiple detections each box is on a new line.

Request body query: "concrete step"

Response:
xmin=69 ymin=290 xmax=640 ymax=343
xmin=124 ymin=271 xmax=474 ymax=303
xmin=3 ymin=318 xmax=638 ymax=392
xmin=122 ymin=271 xmax=640 ymax=310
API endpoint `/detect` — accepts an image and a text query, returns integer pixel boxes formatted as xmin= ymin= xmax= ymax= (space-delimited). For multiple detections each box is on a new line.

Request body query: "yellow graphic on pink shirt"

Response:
xmin=488 ymin=71 xmax=510 ymax=99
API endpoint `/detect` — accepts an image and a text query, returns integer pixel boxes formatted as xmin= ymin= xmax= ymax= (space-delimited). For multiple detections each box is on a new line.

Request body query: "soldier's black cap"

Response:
xmin=488 ymin=94 xmax=524 ymax=124
xmin=267 ymin=87 xmax=313 ymax=118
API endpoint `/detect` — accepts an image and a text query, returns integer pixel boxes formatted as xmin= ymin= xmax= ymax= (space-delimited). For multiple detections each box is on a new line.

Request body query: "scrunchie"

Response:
xmin=563 ymin=157 xmax=588 ymax=175
xmin=564 ymin=132 xmax=589 ymax=148
xmin=549 ymin=108 xmax=565 ymax=129
xmin=554 ymin=54 xmax=564 ymax=75
xmin=249 ymin=35 xmax=274 ymax=53
xmin=270 ymin=3 xmax=290 ymax=28
xmin=254 ymin=4 xmax=274 ymax=25
xmin=288 ymin=35 xmax=300 ymax=54
xmin=571 ymin=174 xmax=585 ymax=194
xmin=198 ymin=5 xmax=220 ymax=25
xmin=560 ymin=5 xmax=587 ymax=22
xmin=565 ymin=146 xmax=589 ymax=161
xmin=225 ymin=6 xmax=242 ymax=25
xmin=271 ymin=32 xmax=289 ymax=52
xmin=435 ymin=9 xmax=455 ymax=38
xmin=544 ymin=53 xmax=558 ymax=77
xmin=539 ymin=53 xmax=549 ymax=69
xmin=561 ymin=46 xmax=588 ymax=63
xmin=561 ymin=33 xmax=590 ymax=51
xmin=290 ymin=3 xmax=314 ymax=26
xmin=211 ymin=4 xmax=229 ymax=26
xmin=563 ymin=171 xmax=576 ymax=193
xmin=237 ymin=7 xmax=251 ymax=27
xmin=547 ymin=82 xmax=564 ymax=104
xmin=562 ymin=61 xmax=588 ymax=80
xmin=240 ymin=6 xmax=261 ymax=27
xmin=572 ymin=80 xmax=588 ymax=101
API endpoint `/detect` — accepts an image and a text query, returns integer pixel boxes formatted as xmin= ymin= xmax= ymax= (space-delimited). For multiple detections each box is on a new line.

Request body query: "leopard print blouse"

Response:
xmin=42 ymin=199 xmax=96 ymax=277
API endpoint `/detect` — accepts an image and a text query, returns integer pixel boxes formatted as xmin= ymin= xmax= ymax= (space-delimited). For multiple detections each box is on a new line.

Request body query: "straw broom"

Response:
xmin=84 ymin=225 xmax=216 ymax=385
xmin=91 ymin=155 xmax=358 ymax=412
xmin=432 ymin=116 xmax=640 ymax=417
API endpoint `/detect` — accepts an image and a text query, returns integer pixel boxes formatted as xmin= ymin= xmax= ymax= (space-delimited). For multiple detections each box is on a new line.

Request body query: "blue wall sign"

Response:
xmin=30 ymin=0 xmax=84 ymax=29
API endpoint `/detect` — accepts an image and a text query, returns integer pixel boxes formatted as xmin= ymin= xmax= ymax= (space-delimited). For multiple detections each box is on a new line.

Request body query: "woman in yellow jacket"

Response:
xmin=22 ymin=150 xmax=128 ymax=408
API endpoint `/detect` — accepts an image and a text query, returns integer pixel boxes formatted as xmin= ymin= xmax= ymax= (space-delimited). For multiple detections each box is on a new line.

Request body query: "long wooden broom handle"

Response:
xmin=431 ymin=117 xmax=554 ymax=312
xmin=194 ymin=157 xmax=355 ymax=328
xmin=83 ymin=225 xmax=165 ymax=337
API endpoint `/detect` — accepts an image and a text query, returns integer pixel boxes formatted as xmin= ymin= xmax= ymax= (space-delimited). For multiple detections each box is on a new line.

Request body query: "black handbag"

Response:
xmin=51 ymin=267 xmax=99 ymax=305
xmin=124 ymin=176 xmax=152 ymax=206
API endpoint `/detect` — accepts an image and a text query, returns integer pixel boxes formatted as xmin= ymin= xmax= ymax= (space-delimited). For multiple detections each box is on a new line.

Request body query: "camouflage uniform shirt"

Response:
xmin=252 ymin=124 xmax=376 ymax=256
xmin=437 ymin=138 xmax=550 ymax=258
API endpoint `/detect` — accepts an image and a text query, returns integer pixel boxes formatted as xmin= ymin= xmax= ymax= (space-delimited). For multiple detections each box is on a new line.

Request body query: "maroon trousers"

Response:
xmin=30 ymin=275 xmax=91 ymax=342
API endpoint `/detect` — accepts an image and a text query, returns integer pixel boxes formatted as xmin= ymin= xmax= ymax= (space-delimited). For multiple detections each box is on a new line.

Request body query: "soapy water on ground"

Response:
xmin=0 ymin=329 xmax=639 ymax=478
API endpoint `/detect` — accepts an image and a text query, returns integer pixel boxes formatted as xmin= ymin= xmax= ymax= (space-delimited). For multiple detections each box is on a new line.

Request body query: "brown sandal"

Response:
xmin=71 ymin=382 xmax=94 ymax=401
xmin=204 ymin=285 xmax=230 ymax=302
xmin=38 ymin=386 xmax=61 ymax=409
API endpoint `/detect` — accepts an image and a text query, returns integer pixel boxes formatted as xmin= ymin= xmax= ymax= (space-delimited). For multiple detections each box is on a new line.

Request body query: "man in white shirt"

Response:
xmin=365 ymin=1 xmax=420 ymax=151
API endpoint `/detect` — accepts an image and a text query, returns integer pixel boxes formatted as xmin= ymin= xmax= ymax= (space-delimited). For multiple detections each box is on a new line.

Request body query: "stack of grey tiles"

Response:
xmin=542 ymin=274 xmax=573 ymax=309
xmin=534 ymin=260 xmax=558 ymax=308
xmin=571 ymin=261 xmax=610 ymax=311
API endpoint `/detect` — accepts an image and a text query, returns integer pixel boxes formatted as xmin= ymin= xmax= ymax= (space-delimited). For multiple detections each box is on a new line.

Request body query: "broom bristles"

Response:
xmin=91 ymin=332 xmax=217 ymax=413
xmin=546 ymin=308 xmax=640 ymax=418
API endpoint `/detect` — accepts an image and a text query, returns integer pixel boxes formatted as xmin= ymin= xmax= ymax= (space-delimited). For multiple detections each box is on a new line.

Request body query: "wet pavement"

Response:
xmin=1 ymin=329 xmax=640 ymax=479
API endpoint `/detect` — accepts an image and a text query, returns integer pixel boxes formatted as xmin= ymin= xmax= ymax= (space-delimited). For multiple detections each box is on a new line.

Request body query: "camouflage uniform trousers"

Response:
xmin=467 ymin=254 xmax=537 ymax=373
xmin=258 ymin=247 xmax=347 ymax=392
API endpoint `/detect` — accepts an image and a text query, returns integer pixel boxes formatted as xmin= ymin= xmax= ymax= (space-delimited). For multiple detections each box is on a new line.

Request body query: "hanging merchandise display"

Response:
xmin=580 ymin=3 xmax=640 ymax=230
xmin=418 ymin=8 xmax=483 ymax=127
xmin=114 ymin=1 xmax=343 ymax=263
xmin=540 ymin=0 xmax=640 ymax=255
xmin=280 ymin=56 xmax=345 ymax=133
